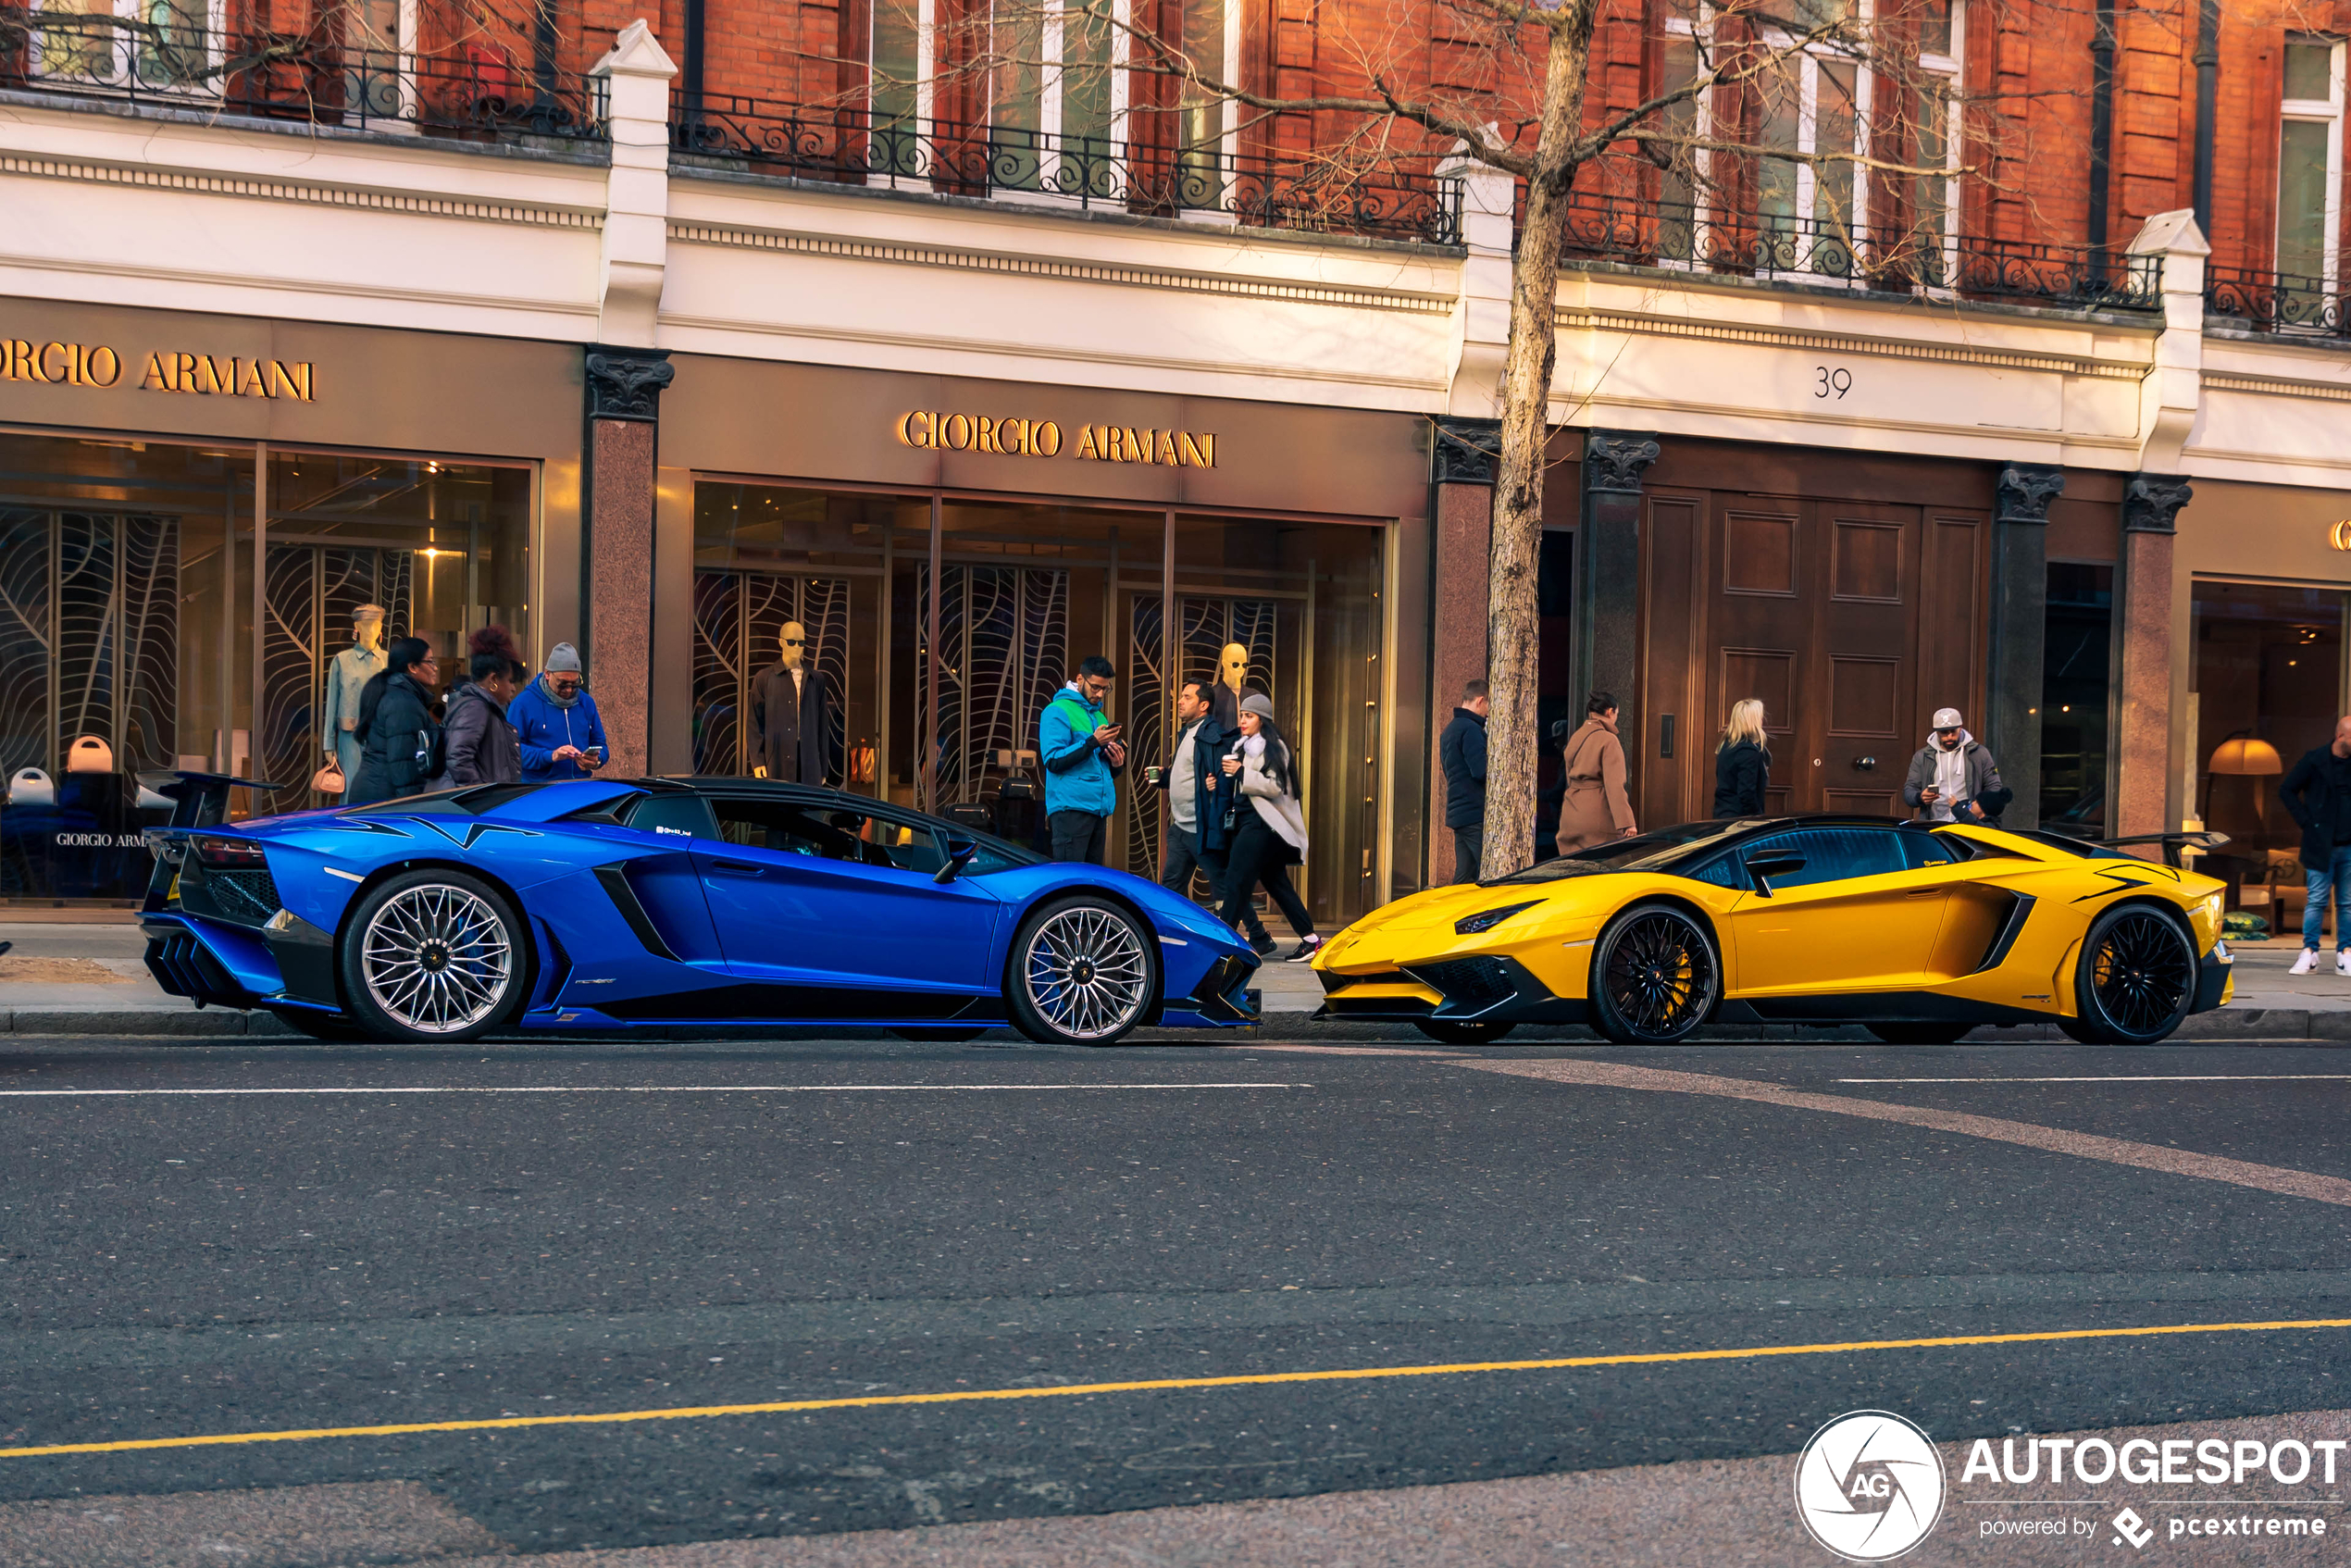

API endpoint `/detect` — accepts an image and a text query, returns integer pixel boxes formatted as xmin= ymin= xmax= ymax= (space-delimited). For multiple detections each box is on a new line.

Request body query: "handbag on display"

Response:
xmin=66 ymin=735 xmax=114 ymax=773
xmin=311 ymin=761 xmax=347 ymax=795
xmin=7 ymin=766 xmax=54 ymax=807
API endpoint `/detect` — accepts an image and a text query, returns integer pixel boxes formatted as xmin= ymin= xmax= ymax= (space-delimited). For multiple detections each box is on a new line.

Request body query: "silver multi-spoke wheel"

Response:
xmin=360 ymin=882 xmax=514 ymax=1035
xmin=1021 ymin=904 xmax=1151 ymax=1042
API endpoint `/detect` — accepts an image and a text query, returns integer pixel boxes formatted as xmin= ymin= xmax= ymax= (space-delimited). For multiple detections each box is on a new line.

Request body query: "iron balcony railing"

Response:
xmin=672 ymin=93 xmax=1464 ymax=246
xmin=0 ymin=7 xmax=604 ymax=141
xmin=1555 ymin=189 xmax=2163 ymax=313
xmin=2205 ymin=265 xmax=2351 ymax=339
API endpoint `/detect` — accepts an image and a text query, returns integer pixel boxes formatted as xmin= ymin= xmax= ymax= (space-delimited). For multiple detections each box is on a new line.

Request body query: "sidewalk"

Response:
xmin=3 ymin=925 xmax=2347 ymax=1040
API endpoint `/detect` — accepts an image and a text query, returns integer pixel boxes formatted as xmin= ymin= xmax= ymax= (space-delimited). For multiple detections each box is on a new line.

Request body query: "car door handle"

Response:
xmin=710 ymin=858 xmax=762 ymax=875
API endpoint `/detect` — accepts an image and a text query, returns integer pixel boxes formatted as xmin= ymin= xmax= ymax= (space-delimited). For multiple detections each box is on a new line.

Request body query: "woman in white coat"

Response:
xmin=1217 ymin=691 xmax=1320 ymax=962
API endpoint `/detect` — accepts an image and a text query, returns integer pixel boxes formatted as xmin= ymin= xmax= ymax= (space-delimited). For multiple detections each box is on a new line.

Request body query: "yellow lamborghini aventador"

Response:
xmin=1312 ymin=817 xmax=2233 ymax=1046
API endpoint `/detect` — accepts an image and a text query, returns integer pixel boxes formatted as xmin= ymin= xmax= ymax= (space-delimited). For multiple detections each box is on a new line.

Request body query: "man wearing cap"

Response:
xmin=507 ymin=642 xmax=610 ymax=784
xmin=1902 ymin=707 xmax=2011 ymax=826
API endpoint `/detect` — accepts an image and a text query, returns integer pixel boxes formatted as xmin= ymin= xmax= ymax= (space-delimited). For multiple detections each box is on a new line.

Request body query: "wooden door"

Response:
xmin=1699 ymin=496 xmax=1962 ymax=816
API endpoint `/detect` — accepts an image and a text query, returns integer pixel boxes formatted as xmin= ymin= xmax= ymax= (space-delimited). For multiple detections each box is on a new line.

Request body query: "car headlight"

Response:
xmin=1456 ymin=900 xmax=1541 ymax=936
xmin=2198 ymin=890 xmax=2223 ymax=928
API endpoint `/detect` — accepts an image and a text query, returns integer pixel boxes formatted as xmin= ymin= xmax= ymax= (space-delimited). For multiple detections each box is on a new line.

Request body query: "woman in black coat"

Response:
xmin=1712 ymin=698 xmax=1772 ymax=818
xmin=347 ymin=637 xmax=441 ymax=805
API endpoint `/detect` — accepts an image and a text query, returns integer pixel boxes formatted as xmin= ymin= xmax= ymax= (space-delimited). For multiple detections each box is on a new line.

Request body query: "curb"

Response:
xmin=2 ymin=1006 xmax=2350 ymax=1044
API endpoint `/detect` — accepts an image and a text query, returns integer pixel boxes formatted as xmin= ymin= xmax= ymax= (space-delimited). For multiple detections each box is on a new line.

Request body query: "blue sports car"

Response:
xmin=138 ymin=773 xmax=1262 ymax=1046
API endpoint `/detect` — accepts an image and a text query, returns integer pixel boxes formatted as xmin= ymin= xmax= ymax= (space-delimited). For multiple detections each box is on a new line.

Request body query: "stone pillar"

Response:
xmin=1578 ymin=432 xmax=1661 ymax=747
xmin=1988 ymin=463 xmax=2065 ymax=831
xmin=583 ymin=347 xmax=674 ymax=779
xmin=1429 ymin=417 xmax=1496 ymax=885
xmin=590 ymin=20 xmax=676 ymax=348
xmin=2117 ymin=473 xmax=2192 ymax=843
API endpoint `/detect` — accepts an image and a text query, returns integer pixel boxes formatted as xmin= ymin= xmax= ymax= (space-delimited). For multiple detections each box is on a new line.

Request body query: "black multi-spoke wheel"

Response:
xmin=336 ymin=869 xmax=528 ymax=1044
xmin=1589 ymin=902 xmax=1721 ymax=1045
xmin=2070 ymin=904 xmax=2195 ymax=1045
xmin=1865 ymin=1023 xmax=1972 ymax=1045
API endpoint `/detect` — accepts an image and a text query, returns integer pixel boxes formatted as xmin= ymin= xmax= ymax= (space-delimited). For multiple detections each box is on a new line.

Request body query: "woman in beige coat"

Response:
xmin=1556 ymin=691 xmax=1638 ymax=853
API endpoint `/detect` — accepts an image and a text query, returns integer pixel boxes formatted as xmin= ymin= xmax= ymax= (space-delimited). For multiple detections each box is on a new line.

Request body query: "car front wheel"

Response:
xmin=1588 ymin=902 xmax=1721 ymax=1045
xmin=2069 ymin=904 xmax=2195 ymax=1045
xmin=338 ymin=869 xmax=528 ymax=1044
xmin=1006 ymin=895 xmax=1159 ymax=1047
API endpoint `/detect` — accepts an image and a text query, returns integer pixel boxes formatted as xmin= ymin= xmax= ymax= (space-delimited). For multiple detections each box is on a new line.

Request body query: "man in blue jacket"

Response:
xmin=507 ymin=642 xmax=610 ymax=783
xmin=1039 ymin=655 xmax=1126 ymax=863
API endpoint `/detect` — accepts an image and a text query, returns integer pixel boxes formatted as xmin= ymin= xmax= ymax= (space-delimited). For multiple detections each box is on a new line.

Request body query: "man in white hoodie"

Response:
xmin=1901 ymin=707 xmax=2012 ymax=826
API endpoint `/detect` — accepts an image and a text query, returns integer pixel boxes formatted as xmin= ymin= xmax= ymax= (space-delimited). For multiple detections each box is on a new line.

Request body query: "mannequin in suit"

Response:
xmin=319 ymin=604 xmax=386 ymax=803
xmin=1213 ymin=640 xmax=1250 ymax=731
xmin=751 ymin=620 xmax=836 ymax=784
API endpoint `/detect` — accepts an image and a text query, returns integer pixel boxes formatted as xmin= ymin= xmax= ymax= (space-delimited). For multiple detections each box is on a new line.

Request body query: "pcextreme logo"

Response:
xmin=1794 ymin=1410 xmax=1948 ymax=1562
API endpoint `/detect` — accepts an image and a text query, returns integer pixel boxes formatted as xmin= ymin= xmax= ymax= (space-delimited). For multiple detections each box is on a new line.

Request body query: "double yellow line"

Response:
xmin=6 ymin=1315 xmax=2346 ymax=1461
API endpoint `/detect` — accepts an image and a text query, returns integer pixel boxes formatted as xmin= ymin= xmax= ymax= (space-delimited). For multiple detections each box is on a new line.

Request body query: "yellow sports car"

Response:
xmin=1313 ymin=817 xmax=2233 ymax=1046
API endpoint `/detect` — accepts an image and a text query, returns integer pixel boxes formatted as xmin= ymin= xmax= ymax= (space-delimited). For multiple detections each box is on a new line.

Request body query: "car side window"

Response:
xmin=1682 ymin=854 xmax=1746 ymax=890
xmin=624 ymin=794 xmax=720 ymax=840
xmin=1900 ymin=831 xmax=1959 ymax=870
xmin=1761 ymin=828 xmax=1906 ymax=890
xmin=709 ymin=799 xmax=947 ymax=874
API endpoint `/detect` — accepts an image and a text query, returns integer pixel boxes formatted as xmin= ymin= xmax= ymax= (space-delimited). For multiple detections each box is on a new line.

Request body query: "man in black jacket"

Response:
xmin=1151 ymin=678 xmax=1267 ymax=951
xmin=2280 ymin=715 xmax=2351 ymax=975
xmin=1439 ymin=678 xmax=1489 ymax=883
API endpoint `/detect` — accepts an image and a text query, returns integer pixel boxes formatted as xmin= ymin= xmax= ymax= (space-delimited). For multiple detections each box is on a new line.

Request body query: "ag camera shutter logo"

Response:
xmin=1793 ymin=1410 xmax=1947 ymax=1561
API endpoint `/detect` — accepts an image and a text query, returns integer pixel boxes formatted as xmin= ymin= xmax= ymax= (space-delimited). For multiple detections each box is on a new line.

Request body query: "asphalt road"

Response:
xmin=2 ymin=1033 xmax=2349 ymax=1562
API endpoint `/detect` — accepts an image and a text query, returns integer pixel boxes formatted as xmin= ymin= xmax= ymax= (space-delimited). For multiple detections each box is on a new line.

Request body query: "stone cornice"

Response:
xmin=1557 ymin=306 xmax=2148 ymax=382
xmin=2201 ymin=370 xmax=2351 ymax=404
xmin=0 ymin=150 xmax=604 ymax=229
xmin=667 ymin=219 xmax=1458 ymax=317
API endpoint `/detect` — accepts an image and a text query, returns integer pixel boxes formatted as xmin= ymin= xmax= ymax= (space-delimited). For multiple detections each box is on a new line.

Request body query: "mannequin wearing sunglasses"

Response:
xmin=752 ymin=620 xmax=836 ymax=784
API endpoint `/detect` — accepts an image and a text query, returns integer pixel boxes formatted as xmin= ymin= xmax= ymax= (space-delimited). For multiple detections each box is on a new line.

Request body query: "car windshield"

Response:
xmin=1486 ymin=820 xmax=1762 ymax=886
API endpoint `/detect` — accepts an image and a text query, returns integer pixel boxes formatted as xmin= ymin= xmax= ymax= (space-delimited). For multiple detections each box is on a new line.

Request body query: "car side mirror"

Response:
xmin=936 ymin=835 xmax=978 ymax=884
xmin=1743 ymin=849 xmax=1808 ymax=898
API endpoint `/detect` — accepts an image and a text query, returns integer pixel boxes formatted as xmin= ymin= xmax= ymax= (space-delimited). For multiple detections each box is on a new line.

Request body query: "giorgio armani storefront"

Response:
xmin=651 ymin=358 xmax=1431 ymax=928
xmin=0 ymin=301 xmax=580 ymax=906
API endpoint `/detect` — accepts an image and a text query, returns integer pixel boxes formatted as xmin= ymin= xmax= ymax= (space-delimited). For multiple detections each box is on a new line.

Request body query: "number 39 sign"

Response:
xmin=1814 ymin=366 xmax=1852 ymax=399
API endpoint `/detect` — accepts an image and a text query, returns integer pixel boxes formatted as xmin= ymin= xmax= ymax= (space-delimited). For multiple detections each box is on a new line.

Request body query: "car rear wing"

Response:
xmin=135 ymin=770 xmax=293 ymax=830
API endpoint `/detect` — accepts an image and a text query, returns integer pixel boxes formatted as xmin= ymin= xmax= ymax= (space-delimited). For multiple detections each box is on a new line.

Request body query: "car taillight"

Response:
xmin=193 ymin=835 xmax=267 ymax=868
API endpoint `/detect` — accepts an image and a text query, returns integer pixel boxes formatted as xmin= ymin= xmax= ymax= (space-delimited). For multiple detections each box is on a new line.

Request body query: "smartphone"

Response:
xmin=582 ymin=746 xmax=604 ymax=765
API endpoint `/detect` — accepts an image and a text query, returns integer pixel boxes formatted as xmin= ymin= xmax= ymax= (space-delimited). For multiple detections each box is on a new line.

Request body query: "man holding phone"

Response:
xmin=1039 ymin=655 xmax=1126 ymax=864
xmin=508 ymin=641 xmax=612 ymax=784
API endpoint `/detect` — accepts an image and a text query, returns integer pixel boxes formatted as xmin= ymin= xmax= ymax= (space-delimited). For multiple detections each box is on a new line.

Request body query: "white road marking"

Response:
xmin=1834 ymin=1075 xmax=2351 ymax=1085
xmin=0 ymin=1083 xmax=1307 ymax=1098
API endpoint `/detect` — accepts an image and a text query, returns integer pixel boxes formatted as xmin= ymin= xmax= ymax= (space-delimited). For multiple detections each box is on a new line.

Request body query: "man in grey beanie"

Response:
xmin=507 ymin=641 xmax=611 ymax=783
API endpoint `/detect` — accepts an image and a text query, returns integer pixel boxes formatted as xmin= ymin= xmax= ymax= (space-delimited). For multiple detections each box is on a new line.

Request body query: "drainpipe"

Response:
xmin=2088 ymin=0 xmax=2118 ymax=271
xmin=2192 ymin=0 xmax=2220 ymax=236
xmin=681 ymin=0 xmax=705 ymax=112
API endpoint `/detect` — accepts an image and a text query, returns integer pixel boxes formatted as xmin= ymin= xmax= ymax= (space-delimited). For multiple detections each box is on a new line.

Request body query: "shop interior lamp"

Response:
xmin=2208 ymin=736 xmax=2282 ymax=777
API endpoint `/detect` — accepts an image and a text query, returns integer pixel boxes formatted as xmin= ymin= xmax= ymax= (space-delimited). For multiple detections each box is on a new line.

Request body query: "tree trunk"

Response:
xmin=1479 ymin=17 xmax=1593 ymax=880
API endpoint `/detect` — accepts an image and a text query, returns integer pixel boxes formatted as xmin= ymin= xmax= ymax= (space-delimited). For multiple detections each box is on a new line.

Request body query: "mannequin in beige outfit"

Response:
xmin=1556 ymin=692 xmax=1638 ymax=853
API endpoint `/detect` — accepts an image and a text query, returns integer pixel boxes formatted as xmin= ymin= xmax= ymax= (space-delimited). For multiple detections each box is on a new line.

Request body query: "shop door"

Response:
xmin=1705 ymin=498 xmax=1939 ymax=816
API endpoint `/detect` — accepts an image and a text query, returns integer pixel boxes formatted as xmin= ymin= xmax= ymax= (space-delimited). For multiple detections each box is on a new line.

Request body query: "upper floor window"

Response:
xmin=27 ymin=0 xmax=221 ymax=93
xmin=2279 ymin=35 xmax=2345 ymax=289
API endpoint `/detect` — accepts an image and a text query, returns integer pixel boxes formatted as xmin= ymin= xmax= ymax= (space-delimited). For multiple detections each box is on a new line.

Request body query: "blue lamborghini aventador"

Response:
xmin=137 ymin=772 xmax=1262 ymax=1046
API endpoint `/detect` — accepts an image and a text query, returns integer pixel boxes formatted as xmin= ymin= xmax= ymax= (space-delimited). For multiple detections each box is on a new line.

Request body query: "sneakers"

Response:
xmin=2338 ymin=950 xmax=2351 ymax=977
xmin=1245 ymin=932 xmax=1278 ymax=956
xmin=2294 ymin=949 xmax=2320 ymax=975
xmin=1284 ymin=934 xmax=1326 ymax=963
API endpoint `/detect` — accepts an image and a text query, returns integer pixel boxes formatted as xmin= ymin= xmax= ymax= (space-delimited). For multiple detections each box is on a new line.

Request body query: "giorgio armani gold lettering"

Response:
xmin=0 ymin=333 xmax=313 ymax=400
xmin=896 ymin=409 xmax=1209 ymax=466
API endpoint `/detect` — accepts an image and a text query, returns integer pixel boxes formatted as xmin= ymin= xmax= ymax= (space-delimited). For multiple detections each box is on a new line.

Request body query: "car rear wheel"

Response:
xmin=2069 ymin=904 xmax=2196 ymax=1045
xmin=1413 ymin=1019 xmax=1517 ymax=1045
xmin=1865 ymin=1023 xmax=1972 ymax=1045
xmin=1589 ymin=902 xmax=1721 ymax=1045
xmin=1006 ymin=895 xmax=1159 ymax=1047
xmin=338 ymin=869 xmax=528 ymax=1044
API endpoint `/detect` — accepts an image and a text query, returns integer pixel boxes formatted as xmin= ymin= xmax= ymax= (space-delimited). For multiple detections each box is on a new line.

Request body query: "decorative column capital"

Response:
xmin=2122 ymin=472 xmax=2194 ymax=534
xmin=1432 ymin=417 xmax=1500 ymax=485
xmin=1585 ymin=430 xmax=1661 ymax=495
xmin=1995 ymin=463 xmax=2066 ymax=526
xmin=585 ymin=347 xmax=674 ymax=423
